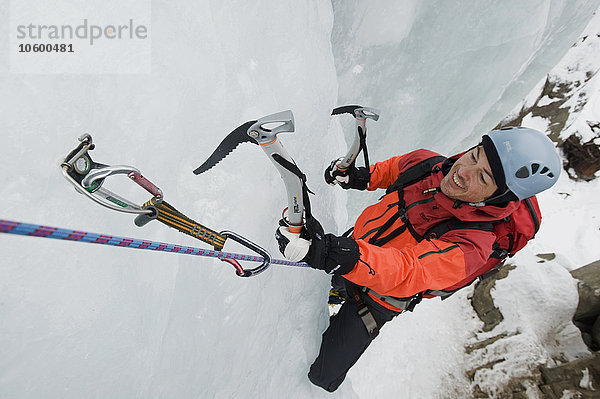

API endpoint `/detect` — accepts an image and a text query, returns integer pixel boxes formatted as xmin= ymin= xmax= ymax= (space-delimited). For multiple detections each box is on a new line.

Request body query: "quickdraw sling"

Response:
xmin=134 ymin=198 xmax=227 ymax=250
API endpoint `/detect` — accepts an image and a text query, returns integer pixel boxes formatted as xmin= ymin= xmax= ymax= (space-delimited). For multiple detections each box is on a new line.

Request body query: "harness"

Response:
xmin=351 ymin=155 xmax=540 ymax=336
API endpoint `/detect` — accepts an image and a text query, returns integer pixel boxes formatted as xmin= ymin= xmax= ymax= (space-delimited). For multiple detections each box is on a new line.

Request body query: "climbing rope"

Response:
xmin=0 ymin=219 xmax=310 ymax=276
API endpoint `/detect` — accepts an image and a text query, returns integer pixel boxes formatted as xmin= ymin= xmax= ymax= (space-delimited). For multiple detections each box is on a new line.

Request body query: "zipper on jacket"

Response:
xmin=417 ymin=244 xmax=459 ymax=259
xmin=363 ymin=202 xmax=398 ymax=227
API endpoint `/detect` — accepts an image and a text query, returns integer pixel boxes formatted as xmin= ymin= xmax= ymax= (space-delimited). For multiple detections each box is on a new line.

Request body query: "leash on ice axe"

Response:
xmin=325 ymin=105 xmax=380 ymax=186
xmin=59 ymin=134 xmax=275 ymax=277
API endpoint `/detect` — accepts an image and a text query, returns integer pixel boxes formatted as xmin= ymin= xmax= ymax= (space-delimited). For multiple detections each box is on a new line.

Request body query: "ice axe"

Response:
xmin=325 ymin=105 xmax=380 ymax=185
xmin=193 ymin=110 xmax=308 ymax=233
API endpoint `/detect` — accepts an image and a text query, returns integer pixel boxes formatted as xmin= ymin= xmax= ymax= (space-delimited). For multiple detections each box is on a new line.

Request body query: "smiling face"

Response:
xmin=440 ymin=146 xmax=499 ymax=203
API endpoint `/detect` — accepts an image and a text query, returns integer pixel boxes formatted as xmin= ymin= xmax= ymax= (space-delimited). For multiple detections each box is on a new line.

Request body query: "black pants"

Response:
xmin=308 ymin=278 xmax=400 ymax=392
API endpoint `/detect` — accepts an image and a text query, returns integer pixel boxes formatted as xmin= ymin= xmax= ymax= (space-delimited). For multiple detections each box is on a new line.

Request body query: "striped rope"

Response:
xmin=0 ymin=219 xmax=309 ymax=269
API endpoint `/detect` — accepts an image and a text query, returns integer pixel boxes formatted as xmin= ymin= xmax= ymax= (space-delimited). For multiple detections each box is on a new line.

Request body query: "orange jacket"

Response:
xmin=343 ymin=149 xmax=520 ymax=311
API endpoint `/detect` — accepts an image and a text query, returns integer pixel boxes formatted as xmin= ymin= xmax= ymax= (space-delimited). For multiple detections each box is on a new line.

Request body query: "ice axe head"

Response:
xmin=355 ymin=107 xmax=380 ymax=122
xmin=193 ymin=110 xmax=306 ymax=231
xmin=329 ymin=105 xmax=380 ymax=173
xmin=331 ymin=105 xmax=380 ymax=122
xmin=193 ymin=110 xmax=295 ymax=175
xmin=247 ymin=110 xmax=295 ymax=145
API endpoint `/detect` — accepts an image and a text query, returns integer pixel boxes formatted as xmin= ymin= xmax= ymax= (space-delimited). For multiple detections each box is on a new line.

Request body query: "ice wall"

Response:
xmin=332 ymin=0 xmax=600 ymax=155
xmin=0 ymin=2 xmax=347 ymax=398
xmin=331 ymin=0 xmax=600 ymax=221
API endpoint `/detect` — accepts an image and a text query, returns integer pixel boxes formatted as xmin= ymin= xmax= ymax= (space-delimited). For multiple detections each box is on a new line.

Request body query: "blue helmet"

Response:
xmin=482 ymin=127 xmax=561 ymax=201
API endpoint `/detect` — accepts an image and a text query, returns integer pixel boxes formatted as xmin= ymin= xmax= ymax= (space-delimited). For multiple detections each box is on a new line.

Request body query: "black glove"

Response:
xmin=324 ymin=159 xmax=370 ymax=190
xmin=275 ymin=216 xmax=360 ymax=275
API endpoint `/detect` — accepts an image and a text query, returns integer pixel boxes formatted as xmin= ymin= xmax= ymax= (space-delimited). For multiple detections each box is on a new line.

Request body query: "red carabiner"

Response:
xmin=220 ymin=258 xmax=246 ymax=276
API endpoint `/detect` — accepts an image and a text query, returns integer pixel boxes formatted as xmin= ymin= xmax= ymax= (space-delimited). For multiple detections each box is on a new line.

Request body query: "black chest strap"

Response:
xmin=367 ymin=156 xmax=446 ymax=246
xmin=424 ymin=218 xmax=494 ymax=240
xmin=385 ymin=156 xmax=446 ymax=195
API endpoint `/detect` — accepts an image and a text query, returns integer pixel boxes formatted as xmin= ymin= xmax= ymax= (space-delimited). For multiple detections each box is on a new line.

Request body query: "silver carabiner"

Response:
xmin=61 ymin=134 xmax=162 ymax=215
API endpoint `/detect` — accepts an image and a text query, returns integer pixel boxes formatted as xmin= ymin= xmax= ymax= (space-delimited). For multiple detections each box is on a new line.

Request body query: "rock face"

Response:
xmin=562 ymin=134 xmax=600 ymax=181
xmin=467 ymin=262 xmax=600 ymax=398
xmin=572 ymin=260 xmax=600 ymax=351
xmin=539 ymin=352 xmax=600 ymax=399
xmin=495 ymin=74 xmax=580 ymax=142
xmin=470 ymin=265 xmax=514 ymax=332
xmin=496 ymin=72 xmax=600 ymax=180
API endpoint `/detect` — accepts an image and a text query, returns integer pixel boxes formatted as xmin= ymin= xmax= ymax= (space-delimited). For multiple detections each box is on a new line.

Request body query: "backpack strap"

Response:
xmin=524 ymin=197 xmax=540 ymax=238
xmin=421 ymin=217 xmax=504 ymax=301
xmin=385 ymin=156 xmax=446 ymax=194
xmin=366 ymin=155 xmax=446 ymax=246
xmin=490 ymin=232 xmax=513 ymax=259
xmin=423 ymin=218 xmax=494 ymax=241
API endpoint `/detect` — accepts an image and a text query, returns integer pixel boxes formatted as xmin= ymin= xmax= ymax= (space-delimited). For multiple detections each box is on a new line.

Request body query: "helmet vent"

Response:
xmin=516 ymin=164 xmax=556 ymax=179
xmin=516 ymin=166 xmax=529 ymax=178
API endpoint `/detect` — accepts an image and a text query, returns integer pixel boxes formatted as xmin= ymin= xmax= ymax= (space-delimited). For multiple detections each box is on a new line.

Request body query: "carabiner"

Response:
xmin=61 ymin=134 xmax=162 ymax=215
xmin=218 ymin=230 xmax=272 ymax=277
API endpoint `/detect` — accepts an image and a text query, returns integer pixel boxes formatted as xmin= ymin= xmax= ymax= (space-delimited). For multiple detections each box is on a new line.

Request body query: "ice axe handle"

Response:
xmin=333 ymin=106 xmax=380 ymax=170
xmin=247 ymin=111 xmax=305 ymax=228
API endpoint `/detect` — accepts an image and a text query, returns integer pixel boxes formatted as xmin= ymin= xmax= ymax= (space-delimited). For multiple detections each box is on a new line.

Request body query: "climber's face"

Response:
xmin=440 ymin=146 xmax=499 ymax=203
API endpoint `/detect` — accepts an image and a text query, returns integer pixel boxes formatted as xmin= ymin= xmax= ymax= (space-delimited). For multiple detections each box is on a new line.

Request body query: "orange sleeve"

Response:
xmin=343 ymin=238 xmax=470 ymax=298
xmin=367 ymin=155 xmax=407 ymax=190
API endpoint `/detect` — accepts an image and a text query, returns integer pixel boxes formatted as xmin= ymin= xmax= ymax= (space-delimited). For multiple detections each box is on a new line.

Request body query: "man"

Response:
xmin=276 ymin=126 xmax=561 ymax=392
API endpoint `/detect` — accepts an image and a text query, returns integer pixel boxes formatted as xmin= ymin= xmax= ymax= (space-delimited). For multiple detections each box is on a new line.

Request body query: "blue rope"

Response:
xmin=0 ymin=219 xmax=309 ymax=269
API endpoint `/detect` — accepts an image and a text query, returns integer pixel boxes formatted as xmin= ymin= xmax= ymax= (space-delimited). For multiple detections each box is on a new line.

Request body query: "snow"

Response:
xmin=522 ymin=112 xmax=551 ymax=134
xmin=1 ymin=1 xmax=600 ymax=398
xmin=467 ymin=254 xmax=590 ymax=396
xmin=580 ymin=368 xmax=595 ymax=390
xmin=532 ymin=174 xmax=600 ymax=270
